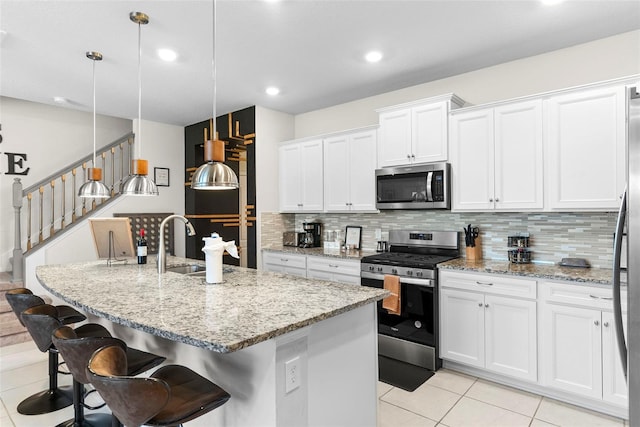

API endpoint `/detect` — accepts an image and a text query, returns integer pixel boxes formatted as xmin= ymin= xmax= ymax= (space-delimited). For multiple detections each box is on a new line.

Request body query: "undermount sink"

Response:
xmin=165 ymin=264 xmax=207 ymax=275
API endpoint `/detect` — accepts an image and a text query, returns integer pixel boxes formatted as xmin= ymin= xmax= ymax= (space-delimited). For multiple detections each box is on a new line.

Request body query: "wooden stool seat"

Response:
xmin=88 ymin=345 xmax=230 ymax=427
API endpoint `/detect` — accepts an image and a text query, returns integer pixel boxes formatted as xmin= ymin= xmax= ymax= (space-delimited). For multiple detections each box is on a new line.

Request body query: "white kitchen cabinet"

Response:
xmin=377 ymin=94 xmax=464 ymax=168
xmin=545 ymin=85 xmax=625 ymax=210
xmin=439 ymin=271 xmax=538 ymax=382
xmin=540 ymin=281 xmax=628 ymax=406
xmin=323 ymin=129 xmax=377 ymax=212
xmin=306 ymin=255 xmax=361 ymax=285
xmin=262 ymin=252 xmax=307 ymax=278
xmin=450 ymin=99 xmax=543 ymax=211
xmin=278 ymin=138 xmax=324 ymax=212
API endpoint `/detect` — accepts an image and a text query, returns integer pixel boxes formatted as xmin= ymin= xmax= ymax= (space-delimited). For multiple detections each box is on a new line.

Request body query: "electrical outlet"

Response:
xmin=285 ymin=356 xmax=300 ymax=393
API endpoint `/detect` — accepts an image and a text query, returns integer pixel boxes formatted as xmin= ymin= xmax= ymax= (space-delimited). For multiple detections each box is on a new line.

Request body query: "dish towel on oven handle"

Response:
xmin=382 ymin=274 xmax=401 ymax=315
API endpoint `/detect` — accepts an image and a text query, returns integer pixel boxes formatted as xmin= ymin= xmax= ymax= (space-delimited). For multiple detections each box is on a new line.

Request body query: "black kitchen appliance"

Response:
xmin=300 ymin=222 xmax=322 ymax=248
xmin=361 ymin=230 xmax=459 ymax=391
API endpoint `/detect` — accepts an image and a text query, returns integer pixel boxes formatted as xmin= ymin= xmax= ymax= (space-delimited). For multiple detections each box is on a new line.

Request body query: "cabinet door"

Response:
xmin=450 ymin=109 xmax=495 ymax=210
xmin=348 ymin=130 xmax=377 ymax=211
xmin=602 ymin=311 xmax=628 ymax=406
xmin=494 ymin=100 xmax=544 ymax=210
xmin=324 ymin=135 xmax=351 ymax=211
xmin=412 ymin=101 xmax=448 ymax=163
xmin=440 ymin=288 xmax=485 ymax=368
xmin=279 ymin=144 xmax=302 ymax=211
xmin=484 ymin=295 xmax=537 ymax=381
xmin=300 ymin=139 xmax=324 ymax=211
xmin=378 ymin=109 xmax=412 ymax=168
xmin=545 ymin=86 xmax=625 ymax=210
xmin=541 ymin=304 xmax=602 ymax=399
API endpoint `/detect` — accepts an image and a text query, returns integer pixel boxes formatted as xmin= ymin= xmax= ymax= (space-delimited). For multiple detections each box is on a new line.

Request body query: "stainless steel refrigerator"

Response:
xmin=614 ymin=86 xmax=640 ymax=424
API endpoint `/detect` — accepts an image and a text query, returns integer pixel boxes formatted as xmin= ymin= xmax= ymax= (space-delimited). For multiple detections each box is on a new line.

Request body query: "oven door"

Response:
xmin=361 ymin=271 xmax=436 ymax=348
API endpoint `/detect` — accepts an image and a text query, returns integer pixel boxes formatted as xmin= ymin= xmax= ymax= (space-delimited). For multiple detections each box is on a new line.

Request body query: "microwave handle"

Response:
xmin=426 ymin=172 xmax=433 ymax=202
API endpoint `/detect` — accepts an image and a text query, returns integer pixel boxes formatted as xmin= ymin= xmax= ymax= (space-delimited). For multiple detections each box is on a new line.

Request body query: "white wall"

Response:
xmin=294 ymin=30 xmax=640 ymax=138
xmin=255 ymin=106 xmax=294 ymax=267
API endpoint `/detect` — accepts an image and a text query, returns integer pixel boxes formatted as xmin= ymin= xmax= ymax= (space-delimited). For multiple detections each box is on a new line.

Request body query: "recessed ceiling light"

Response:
xmin=365 ymin=50 xmax=383 ymax=63
xmin=540 ymin=0 xmax=564 ymax=5
xmin=265 ymin=86 xmax=280 ymax=96
xmin=53 ymin=96 xmax=68 ymax=104
xmin=157 ymin=48 xmax=177 ymax=62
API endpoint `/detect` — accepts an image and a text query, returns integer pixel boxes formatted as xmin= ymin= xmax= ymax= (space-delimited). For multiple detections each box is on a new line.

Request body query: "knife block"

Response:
xmin=465 ymin=238 xmax=482 ymax=261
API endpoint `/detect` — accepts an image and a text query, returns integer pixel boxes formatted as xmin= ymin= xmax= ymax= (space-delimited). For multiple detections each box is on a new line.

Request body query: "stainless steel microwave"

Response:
xmin=375 ymin=162 xmax=451 ymax=210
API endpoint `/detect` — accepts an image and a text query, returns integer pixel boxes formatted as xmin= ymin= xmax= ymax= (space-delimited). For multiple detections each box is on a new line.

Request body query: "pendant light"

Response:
xmin=121 ymin=11 xmax=159 ymax=196
xmin=78 ymin=51 xmax=110 ymax=199
xmin=190 ymin=0 xmax=239 ymax=191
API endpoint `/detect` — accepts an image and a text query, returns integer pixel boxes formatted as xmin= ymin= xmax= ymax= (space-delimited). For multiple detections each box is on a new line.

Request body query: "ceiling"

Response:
xmin=1 ymin=0 xmax=639 ymax=127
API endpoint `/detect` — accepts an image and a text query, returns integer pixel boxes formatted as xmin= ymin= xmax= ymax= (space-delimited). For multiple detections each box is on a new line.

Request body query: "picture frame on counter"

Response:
xmin=345 ymin=225 xmax=362 ymax=249
xmin=154 ymin=167 xmax=170 ymax=187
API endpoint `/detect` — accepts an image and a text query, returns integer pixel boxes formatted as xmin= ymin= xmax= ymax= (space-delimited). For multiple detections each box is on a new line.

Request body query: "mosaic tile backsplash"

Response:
xmin=260 ymin=211 xmax=618 ymax=269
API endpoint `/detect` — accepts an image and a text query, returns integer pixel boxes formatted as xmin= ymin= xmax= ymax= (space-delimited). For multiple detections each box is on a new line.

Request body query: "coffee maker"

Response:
xmin=300 ymin=222 xmax=322 ymax=248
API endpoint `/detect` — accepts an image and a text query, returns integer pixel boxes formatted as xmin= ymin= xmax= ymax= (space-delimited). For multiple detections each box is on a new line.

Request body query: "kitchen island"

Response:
xmin=36 ymin=256 xmax=387 ymax=427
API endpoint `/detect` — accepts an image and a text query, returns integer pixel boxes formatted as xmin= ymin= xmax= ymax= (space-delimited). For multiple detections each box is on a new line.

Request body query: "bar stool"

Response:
xmin=88 ymin=345 xmax=230 ymax=427
xmin=5 ymin=287 xmax=87 ymax=326
xmin=18 ymin=304 xmax=110 ymax=415
xmin=52 ymin=325 xmax=166 ymax=427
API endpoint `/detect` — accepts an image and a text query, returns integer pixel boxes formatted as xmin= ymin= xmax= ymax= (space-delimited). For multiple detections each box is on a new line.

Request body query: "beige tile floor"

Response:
xmin=1 ymin=341 xmax=629 ymax=427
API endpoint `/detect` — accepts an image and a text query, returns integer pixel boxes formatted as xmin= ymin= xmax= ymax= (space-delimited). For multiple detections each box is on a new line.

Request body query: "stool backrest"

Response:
xmin=21 ymin=304 xmax=62 ymax=352
xmin=88 ymin=345 xmax=170 ymax=427
xmin=52 ymin=326 xmax=127 ymax=385
xmin=6 ymin=289 xmax=45 ymax=327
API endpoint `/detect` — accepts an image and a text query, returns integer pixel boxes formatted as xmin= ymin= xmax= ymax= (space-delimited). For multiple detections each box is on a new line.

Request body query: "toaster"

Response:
xmin=283 ymin=231 xmax=304 ymax=247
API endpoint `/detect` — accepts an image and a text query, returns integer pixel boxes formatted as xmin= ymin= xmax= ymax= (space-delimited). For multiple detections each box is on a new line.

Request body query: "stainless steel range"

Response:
xmin=361 ymin=230 xmax=459 ymax=390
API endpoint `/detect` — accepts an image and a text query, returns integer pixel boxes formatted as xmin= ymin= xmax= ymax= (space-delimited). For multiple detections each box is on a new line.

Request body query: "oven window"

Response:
xmin=377 ymin=284 xmax=435 ymax=347
xmin=377 ymin=172 xmax=427 ymax=203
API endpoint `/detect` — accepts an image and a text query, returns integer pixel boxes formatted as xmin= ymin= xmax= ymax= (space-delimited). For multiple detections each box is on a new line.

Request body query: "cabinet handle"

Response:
xmin=476 ymin=281 xmax=493 ymax=286
xmin=589 ymin=295 xmax=613 ymax=300
xmin=478 ymin=302 xmax=483 ymax=307
xmin=604 ymin=322 xmax=610 ymax=327
xmin=594 ymin=320 xmax=600 ymax=326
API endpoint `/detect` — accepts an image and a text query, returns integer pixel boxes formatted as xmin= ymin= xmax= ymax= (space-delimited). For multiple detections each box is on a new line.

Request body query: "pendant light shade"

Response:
xmin=190 ymin=0 xmax=239 ymax=191
xmin=79 ymin=51 xmax=110 ymax=199
xmin=121 ymin=11 xmax=159 ymax=197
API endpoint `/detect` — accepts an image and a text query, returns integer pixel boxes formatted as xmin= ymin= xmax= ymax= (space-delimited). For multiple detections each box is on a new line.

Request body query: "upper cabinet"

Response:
xmin=324 ymin=128 xmax=377 ymax=212
xmin=545 ymin=86 xmax=626 ymax=210
xmin=377 ymin=94 xmax=465 ymax=168
xmin=279 ymin=138 xmax=324 ymax=212
xmin=450 ymin=100 xmax=544 ymax=211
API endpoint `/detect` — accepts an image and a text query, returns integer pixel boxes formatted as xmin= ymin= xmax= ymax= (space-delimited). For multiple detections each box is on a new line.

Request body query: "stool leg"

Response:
xmin=16 ymin=350 xmax=73 ymax=415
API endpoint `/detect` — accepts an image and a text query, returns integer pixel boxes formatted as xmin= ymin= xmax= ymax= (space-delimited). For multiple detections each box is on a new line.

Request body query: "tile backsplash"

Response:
xmin=261 ymin=211 xmax=617 ymax=269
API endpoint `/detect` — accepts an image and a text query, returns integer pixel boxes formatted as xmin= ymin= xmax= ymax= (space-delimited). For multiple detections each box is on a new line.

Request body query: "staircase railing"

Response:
xmin=10 ymin=132 xmax=135 ymax=282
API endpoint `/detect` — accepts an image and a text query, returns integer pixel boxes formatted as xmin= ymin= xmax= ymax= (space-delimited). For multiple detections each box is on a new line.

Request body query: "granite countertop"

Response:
xmin=36 ymin=256 xmax=387 ymax=353
xmin=439 ymin=258 xmax=615 ymax=286
xmin=262 ymin=246 xmax=378 ymax=260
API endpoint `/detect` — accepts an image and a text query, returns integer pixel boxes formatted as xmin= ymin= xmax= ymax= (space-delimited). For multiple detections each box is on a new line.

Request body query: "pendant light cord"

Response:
xmin=212 ymin=0 xmax=217 ymax=140
xmin=92 ymin=58 xmax=97 ymax=166
xmin=137 ymin=20 xmax=142 ymax=160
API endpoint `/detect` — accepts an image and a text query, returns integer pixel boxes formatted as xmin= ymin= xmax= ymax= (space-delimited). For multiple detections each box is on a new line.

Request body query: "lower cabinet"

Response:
xmin=439 ymin=271 xmax=537 ymax=382
xmin=262 ymin=251 xmax=361 ymax=285
xmin=306 ymin=255 xmax=361 ymax=285
xmin=262 ymin=252 xmax=307 ymax=278
xmin=540 ymin=281 xmax=628 ymax=407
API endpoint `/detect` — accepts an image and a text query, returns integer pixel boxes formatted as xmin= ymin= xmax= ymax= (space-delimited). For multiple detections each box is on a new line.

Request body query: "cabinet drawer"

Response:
xmin=541 ymin=281 xmax=626 ymax=311
xmin=262 ymin=252 xmax=307 ymax=269
xmin=306 ymin=256 xmax=360 ymax=277
xmin=440 ymin=271 xmax=536 ymax=300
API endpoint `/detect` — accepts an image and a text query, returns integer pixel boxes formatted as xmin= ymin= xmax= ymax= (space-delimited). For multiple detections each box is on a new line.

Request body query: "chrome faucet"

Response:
xmin=157 ymin=214 xmax=196 ymax=274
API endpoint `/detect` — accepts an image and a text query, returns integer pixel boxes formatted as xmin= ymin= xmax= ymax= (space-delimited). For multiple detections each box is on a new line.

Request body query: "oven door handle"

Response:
xmin=361 ymin=271 xmax=434 ymax=288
